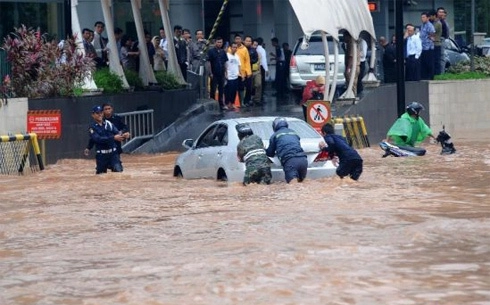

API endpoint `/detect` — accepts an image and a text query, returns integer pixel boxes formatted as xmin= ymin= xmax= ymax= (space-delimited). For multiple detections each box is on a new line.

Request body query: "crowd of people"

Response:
xmin=81 ymin=21 xmax=208 ymax=81
xmin=81 ymin=21 xmax=291 ymax=109
xmin=206 ymin=34 xmax=291 ymax=110
xmin=379 ymin=7 xmax=450 ymax=83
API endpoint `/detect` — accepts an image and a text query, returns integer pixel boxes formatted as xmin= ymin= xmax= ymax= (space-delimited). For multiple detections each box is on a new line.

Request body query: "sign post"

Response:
xmin=306 ymin=100 xmax=331 ymax=133
xmin=27 ymin=110 xmax=62 ymax=165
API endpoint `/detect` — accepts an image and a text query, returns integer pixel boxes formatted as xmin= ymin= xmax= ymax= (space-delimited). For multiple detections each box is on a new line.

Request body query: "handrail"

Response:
xmin=117 ymin=109 xmax=154 ymax=150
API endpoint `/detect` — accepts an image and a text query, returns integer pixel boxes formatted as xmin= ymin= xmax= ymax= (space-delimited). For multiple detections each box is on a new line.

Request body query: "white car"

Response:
xmin=173 ymin=117 xmax=336 ymax=182
xmin=289 ymin=34 xmax=345 ymax=98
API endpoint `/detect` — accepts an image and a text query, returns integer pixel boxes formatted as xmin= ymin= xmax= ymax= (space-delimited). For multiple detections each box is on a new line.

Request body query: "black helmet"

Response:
xmin=236 ymin=123 xmax=253 ymax=140
xmin=272 ymin=117 xmax=288 ymax=132
xmin=406 ymin=101 xmax=425 ymax=116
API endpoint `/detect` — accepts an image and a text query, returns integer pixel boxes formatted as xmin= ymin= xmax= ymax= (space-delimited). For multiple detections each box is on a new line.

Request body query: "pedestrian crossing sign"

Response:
xmin=306 ymin=100 xmax=331 ymax=133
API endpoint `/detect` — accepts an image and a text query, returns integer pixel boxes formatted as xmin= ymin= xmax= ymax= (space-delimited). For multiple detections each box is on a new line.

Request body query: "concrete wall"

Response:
xmin=0 ymin=98 xmax=28 ymax=135
xmin=429 ymin=79 xmax=490 ymax=140
xmin=343 ymin=79 xmax=490 ymax=144
xmin=28 ymin=89 xmax=197 ymax=164
xmin=340 ymin=82 xmax=430 ymax=143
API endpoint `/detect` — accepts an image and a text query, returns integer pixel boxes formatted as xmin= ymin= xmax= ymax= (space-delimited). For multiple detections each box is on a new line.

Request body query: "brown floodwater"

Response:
xmin=1 ymin=141 xmax=490 ymax=305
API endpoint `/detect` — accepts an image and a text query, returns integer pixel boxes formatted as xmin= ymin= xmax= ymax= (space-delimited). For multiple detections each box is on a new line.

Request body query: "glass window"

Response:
xmin=212 ymin=124 xmax=228 ymax=146
xmin=0 ymin=1 xmax=66 ymax=43
xmin=293 ymin=36 xmax=344 ymax=56
xmin=195 ymin=125 xmax=218 ymax=148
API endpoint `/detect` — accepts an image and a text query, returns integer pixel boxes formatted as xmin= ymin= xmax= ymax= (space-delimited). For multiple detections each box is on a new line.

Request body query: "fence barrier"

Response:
xmin=0 ymin=133 xmax=44 ymax=175
xmin=118 ymin=109 xmax=154 ymax=151
xmin=333 ymin=116 xmax=370 ymax=149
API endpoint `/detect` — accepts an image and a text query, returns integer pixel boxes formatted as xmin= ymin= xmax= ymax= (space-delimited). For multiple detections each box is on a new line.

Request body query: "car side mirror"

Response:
xmin=182 ymin=139 xmax=194 ymax=149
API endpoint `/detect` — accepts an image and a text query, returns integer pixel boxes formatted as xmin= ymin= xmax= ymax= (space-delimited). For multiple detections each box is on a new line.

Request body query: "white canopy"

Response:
xmin=289 ymin=0 xmax=376 ymax=41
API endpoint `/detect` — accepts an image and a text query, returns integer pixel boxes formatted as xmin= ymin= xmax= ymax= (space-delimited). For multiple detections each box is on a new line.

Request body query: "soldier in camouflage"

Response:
xmin=236 ymin=124 xmax=272 ymax=185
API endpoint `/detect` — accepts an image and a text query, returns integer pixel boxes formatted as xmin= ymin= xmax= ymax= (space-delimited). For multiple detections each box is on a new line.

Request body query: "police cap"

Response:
xmin=92 ymin=105 xmax=103 ymax=113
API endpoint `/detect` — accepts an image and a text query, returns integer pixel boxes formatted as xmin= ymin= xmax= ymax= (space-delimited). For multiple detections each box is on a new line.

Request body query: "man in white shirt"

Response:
xmin=256 ymin=37 xmax=268 ymax=98
xmin=357 ymin=38 xmax=368 ymax=95
xmin=224 ymin=42 xmax=242 ymax=110
xmin=405 ymin=24 xmax=422 ymax=81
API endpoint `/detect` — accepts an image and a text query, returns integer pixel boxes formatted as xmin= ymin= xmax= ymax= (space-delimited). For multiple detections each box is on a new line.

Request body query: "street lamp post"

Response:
xmin=395 ymin=0 xmax=405 ymax=117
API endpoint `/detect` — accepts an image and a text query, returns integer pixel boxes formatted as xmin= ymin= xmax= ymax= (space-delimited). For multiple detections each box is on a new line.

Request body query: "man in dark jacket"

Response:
xmin=173 ymin=25 xmax=188 ymax=81
xmin=236 ymin=124 xmax=272 ymax=185
xmin=319 ymin=123 xmax=363 ymax=180
xmin=266 ymin=118 xmax=307 ymax=183
xmin=380 ymin=36 xmax=396 ymax=83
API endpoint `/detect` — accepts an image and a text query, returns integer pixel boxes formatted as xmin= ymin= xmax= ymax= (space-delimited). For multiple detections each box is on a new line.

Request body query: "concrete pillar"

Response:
xmin=169 ymin=0 xmax=202 ymax=34
xmin=242 ymin=1 xmax=259 ymax=37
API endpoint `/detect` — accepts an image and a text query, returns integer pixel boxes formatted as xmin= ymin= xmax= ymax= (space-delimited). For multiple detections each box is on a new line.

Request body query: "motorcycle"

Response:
xmin=379 ymin=126 xmax=456 ymax=157
xmin=436 ymin=126 xmax=456 ymax=155
xmin=379 ymin=141 xmax=426 ymax=157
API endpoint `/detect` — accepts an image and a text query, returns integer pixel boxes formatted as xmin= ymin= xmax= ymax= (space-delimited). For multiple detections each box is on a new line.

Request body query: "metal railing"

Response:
xmin=118 ymin=109 xmax=154 ymax=150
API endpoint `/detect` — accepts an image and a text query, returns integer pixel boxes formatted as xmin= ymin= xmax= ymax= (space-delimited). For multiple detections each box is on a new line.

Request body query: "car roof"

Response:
xmin=213 ymin=116 xmax=303 ymax=126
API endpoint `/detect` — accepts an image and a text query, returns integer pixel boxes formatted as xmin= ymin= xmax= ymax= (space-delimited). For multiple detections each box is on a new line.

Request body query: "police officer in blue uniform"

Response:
xmin=266 ymin=117 xmax=308 ymax=183
xmin=84 ymin=103 xmax=130 ymax=170
xmin=88 ymin=105 xmax=124 ymax=174
xmin=319 ymin=123 xmax=363 ymax=180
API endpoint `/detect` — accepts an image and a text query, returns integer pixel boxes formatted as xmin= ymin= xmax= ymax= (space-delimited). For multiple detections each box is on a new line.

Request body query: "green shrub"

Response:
xmin=124 ymin=69 xmax=144 ymax=90
xmin=93 ymin=68 xmax=124 ymax=94
xmin=446 ymin=56 xmax=490 ymax=76
xmin=154 ymin=71 xmax=183 ymax=90
xmin=2 ymin=25 xmax=95 ymax=98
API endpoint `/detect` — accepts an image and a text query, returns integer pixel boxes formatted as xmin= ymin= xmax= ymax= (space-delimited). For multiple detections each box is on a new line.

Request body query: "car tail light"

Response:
xmin=290 ymin=55 xmax=297 ymax=68
xmin=313 ymin=150 xmax=329 ymax=162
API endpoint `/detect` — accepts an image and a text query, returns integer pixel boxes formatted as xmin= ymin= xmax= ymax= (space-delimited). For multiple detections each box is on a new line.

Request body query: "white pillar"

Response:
xmin=101 ymin=0 xmax=129 ymax=88
xmin=130 ymin=0 xmax=157 ymax=86
xmin=71 ymin=0 xmax=97 ymax=90
xmin=158 ymin=0 xmax=186 ymax=84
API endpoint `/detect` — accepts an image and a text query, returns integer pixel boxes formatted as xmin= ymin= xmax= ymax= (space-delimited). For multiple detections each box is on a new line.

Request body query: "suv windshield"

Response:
xmin=293 ymin=37 xmax=344 ymax=56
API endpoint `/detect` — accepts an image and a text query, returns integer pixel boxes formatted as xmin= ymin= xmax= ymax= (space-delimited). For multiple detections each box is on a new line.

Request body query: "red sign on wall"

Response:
xmin=27 ymin=110 xmax=62 ymax=139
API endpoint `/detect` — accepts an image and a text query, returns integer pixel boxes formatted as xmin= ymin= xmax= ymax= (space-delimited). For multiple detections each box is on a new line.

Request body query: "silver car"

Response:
xmin=289 ymin=34 xmax=345 ymax=96
xmin=444 ymin=37 xmax=470 ymax=70
xmin=173 ymin=117 xmax=336 ymax=182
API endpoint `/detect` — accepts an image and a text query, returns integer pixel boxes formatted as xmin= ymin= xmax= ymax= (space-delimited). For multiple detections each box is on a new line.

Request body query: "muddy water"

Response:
xmin=1 ymin=142 xmax=490 ymax=305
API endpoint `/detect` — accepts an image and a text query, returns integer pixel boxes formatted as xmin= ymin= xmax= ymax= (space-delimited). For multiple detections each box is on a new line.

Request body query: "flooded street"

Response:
xmin=1 ymin=141 xmax=490 ymax=305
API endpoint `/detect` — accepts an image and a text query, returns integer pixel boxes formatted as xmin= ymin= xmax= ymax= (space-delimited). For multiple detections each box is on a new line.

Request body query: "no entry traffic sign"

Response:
xmin=306 ymin=100 xmax=331 ymax=133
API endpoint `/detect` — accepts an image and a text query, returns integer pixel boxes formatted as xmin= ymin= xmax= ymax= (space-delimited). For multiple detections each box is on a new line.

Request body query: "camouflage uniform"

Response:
xmin=237 ymin=134 xmax=272 ymax=185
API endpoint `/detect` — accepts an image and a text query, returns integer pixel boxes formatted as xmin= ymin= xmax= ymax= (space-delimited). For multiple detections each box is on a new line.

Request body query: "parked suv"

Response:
xmin=289 ymin=34 xmax=345 ymax=99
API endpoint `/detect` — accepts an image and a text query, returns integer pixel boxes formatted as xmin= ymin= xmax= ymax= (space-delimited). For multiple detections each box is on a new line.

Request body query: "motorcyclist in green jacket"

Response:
xmin=386 ymin=101 xmax=436 ymax=147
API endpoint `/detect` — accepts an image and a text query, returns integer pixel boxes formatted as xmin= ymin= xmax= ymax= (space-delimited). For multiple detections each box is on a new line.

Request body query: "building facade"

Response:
xmin=1 ymin=0 xmax=459 ymax=46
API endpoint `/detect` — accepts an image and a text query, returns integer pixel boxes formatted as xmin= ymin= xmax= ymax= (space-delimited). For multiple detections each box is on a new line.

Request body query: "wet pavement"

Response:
xmin=1 ymin=138 xmax=490 ymax=304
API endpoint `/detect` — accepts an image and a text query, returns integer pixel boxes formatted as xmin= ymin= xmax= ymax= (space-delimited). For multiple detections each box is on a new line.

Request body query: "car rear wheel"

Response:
xmin=217 ymin=169 xmax=228 ymax=181
xmin=174 ymin=166 xmax=183 ymax=178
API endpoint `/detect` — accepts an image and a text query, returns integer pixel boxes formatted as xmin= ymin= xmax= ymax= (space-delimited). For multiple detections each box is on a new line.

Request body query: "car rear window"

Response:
xmin=248 ymin=121 xmax=320 ymax=140
xmin=293 ymin=38 xmax=345 ymax=56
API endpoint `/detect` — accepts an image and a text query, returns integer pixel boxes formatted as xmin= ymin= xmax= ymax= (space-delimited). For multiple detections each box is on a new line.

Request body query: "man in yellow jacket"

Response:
xmin=228 ymin=34 xmax=251 ymax=107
